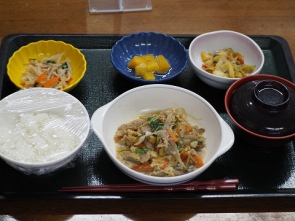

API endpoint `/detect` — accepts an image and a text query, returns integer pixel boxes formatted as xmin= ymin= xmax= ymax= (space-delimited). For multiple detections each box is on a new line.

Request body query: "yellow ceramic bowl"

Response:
xmin=7 ymin=40 xmax=86 ymax=92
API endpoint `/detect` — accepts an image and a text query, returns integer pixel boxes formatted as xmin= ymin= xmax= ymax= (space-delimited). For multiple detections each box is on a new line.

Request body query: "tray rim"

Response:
xmin=1 ymin=33 xmax=295 ymax=98
xmin=0 ymin=34 xmax=295 ymax=203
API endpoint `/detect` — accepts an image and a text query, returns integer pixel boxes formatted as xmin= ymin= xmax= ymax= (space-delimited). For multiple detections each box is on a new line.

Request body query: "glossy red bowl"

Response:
xmin=225 ymin=74 xmax=295 ymax=147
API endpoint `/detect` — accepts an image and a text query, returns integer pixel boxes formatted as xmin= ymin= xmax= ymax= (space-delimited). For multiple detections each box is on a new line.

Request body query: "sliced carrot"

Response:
xmin=136 ymin=143 xmax=145 ymax=148
xmin=114 ymin=136 xmax=122 ymax=143
xmin=237 ymin=57 xmax=244 ymax=65
xmin=43 ymin=76 xmax=59 ymax=87
xmin=132 ymin=163 xmax=153 ymax=172
xmin=181 ymin=151 xmax=188 ymax=161
xmin=193 ymin=154 xmax=204 ymax=168
xmin=36 ymin=73 xmax=48 ymax=83
xmin=166 ymin=128 xmax=178 ymax=142
xmin=160 ymin=158 xmax=169 ymax=170
xmin=184 ymin=125 xmax=193 ymax=134
xmin=187 ymin=126 xmax=193 ymax=132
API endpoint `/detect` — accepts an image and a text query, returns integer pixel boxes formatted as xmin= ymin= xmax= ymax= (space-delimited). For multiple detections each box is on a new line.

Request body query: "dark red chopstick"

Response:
xmin=59 ymin=179 xmax=239 ymax=193
xmin=59 ymin=184 xmax=237 ymax=192
xmin=60 ymin=178 xmax=239 ymax=190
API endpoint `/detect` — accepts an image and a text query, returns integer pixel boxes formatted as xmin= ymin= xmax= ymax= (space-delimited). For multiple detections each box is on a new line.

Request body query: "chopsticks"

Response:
xmin=59 ymin=178 xmax=239 ymax=193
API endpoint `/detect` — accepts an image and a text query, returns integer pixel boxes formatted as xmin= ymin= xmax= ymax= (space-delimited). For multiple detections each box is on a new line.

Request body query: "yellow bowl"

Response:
xmin=7 ymin=40 xmax=86 ymax=92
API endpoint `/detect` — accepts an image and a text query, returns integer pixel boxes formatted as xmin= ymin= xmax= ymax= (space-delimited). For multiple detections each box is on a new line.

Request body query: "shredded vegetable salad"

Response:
xmin=21 ymin=53 xmax=72 ymax=89
xmin=201 ymin=48 xmax=256 ymax=78
xmin=114 ymin=108 xmax=206 ymax=177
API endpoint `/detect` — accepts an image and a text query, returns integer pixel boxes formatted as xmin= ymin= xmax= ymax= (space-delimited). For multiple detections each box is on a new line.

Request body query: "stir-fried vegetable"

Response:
xmin=21 ymin=53 xmax=72 ymax=90
xmin=115 ymin=108 xmax=206 ymax=177
xmin=200 ymin=48 xmax=256 ymax=78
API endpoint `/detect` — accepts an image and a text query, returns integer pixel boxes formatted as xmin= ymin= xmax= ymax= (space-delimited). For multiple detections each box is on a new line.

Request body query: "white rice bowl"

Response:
xmin=0 ymin=88 xmax=90 ymax=175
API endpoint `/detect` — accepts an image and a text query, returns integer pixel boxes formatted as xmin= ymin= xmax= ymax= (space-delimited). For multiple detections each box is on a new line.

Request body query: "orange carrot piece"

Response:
xmin=166 ymin=128 xmax=178 ymax=142
xmin=184 ymin=125 xmax=193 ymax=134
xmin=43 ymin=76 xmax=59 ymax=87
xmin=36 ymin=73 xmax=48 ymax=83
xmin=132 ymin=163 xmax=153 ymax=172
xmin=156 ymin=147 xmax=161 ymax=153
xmin=181 ymin=151 xmax=188 ymax=161
xmin=237 ymin=57 xmax=244 ymax=65
xmin=136 ymin=143 xmax=145 ymax=148
xmin=160 ymin=158 xmax=169 ymax=170
xmin=193 ymin=154 xmax=204 ymax=168
xmin=114 ymin=136 xmax=122 ymax=143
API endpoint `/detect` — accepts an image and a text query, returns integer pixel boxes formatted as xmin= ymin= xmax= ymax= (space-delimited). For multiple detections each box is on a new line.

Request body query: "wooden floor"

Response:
xmin=1 ymin=213 xmax=295 ymax=221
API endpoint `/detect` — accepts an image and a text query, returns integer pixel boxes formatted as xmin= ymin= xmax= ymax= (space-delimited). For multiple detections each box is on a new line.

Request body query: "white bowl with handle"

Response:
xmin=91 ymin=84 xmax=234 ymax=185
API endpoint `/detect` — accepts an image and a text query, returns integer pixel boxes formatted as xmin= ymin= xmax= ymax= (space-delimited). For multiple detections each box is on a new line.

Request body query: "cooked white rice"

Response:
xmin=0 ymin=112 xmax=78 ymax=163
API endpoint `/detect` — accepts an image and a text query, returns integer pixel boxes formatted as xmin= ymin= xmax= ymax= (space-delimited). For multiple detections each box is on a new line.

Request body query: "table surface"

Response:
xmin=1 ymin=0 xmax=295 ymax=218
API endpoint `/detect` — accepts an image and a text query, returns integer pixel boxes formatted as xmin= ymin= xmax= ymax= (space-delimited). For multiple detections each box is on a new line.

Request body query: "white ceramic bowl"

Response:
xmin=189 ymin=30 xmax=265 ymax=89
xmin=0 ymin=88 xmax=90 ymax=175
xmin=91 ymin=84 xmax=234 ymax=185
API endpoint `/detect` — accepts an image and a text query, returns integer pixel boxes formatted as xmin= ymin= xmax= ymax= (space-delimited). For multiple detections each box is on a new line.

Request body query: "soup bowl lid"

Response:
xmin=227 ymin=75 xmax=295 ymax=137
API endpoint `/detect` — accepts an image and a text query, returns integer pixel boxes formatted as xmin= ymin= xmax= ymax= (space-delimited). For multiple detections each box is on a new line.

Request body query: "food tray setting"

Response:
xmin=0 ymin=34 xmax=295 ymax=202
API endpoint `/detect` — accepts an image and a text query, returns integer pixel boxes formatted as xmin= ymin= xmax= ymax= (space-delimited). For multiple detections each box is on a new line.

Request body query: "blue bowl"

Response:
xmin=111 ymin=32 xmax=188 ymax=83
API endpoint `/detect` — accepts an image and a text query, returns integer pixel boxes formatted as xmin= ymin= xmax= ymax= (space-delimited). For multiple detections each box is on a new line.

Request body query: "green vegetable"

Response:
xmin=46 ymin=59 xmax=56 ymax=64
xmin=197 ymin=140 xmax=204 ymax=146
xmin=175 ymin=116 xmax=179 ymax=124
xmin=191 ymin=140 xmax=204 ymax=147
xmin=177 ymin=135 xmax=185 ymax=149
xmin=135 ymin=147 xmax=148 ymax=154
xmin=61 ymin=62 xmax=68 ymax=69
xmin=147 ymin=116 xmax=164 ymax=132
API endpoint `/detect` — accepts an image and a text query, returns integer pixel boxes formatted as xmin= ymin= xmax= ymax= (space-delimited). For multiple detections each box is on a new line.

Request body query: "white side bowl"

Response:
xmin=91 ymin=84 xmax=234 ymax=185
xmin=0 ymin=88 xmax=90 ymax=175
xmin=189 ymin=30 xmax=265 ymax=89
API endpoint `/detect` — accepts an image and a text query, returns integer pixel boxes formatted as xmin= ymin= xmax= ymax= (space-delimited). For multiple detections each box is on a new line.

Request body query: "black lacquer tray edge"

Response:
xmin=1 ymin=34 xmax=295 ymax=203
xmin=1 ymin=33 xmax=295 ymax=97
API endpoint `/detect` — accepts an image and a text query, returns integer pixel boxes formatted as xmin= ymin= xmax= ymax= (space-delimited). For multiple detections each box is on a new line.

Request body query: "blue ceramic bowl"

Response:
xmin=111 ymin=32 xmax=188 ymax=83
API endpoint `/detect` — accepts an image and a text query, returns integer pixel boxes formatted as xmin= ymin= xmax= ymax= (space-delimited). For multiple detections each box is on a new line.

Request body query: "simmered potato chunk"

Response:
xmin=128 ymin=54 xmax=171 ymax=80
xmin=155 ymin=55 xmax=171 ymax=74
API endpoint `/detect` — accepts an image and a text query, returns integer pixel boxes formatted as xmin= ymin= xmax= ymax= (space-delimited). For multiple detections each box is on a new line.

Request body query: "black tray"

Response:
xmin=0 ymin=34 xmax=295 ymax=202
